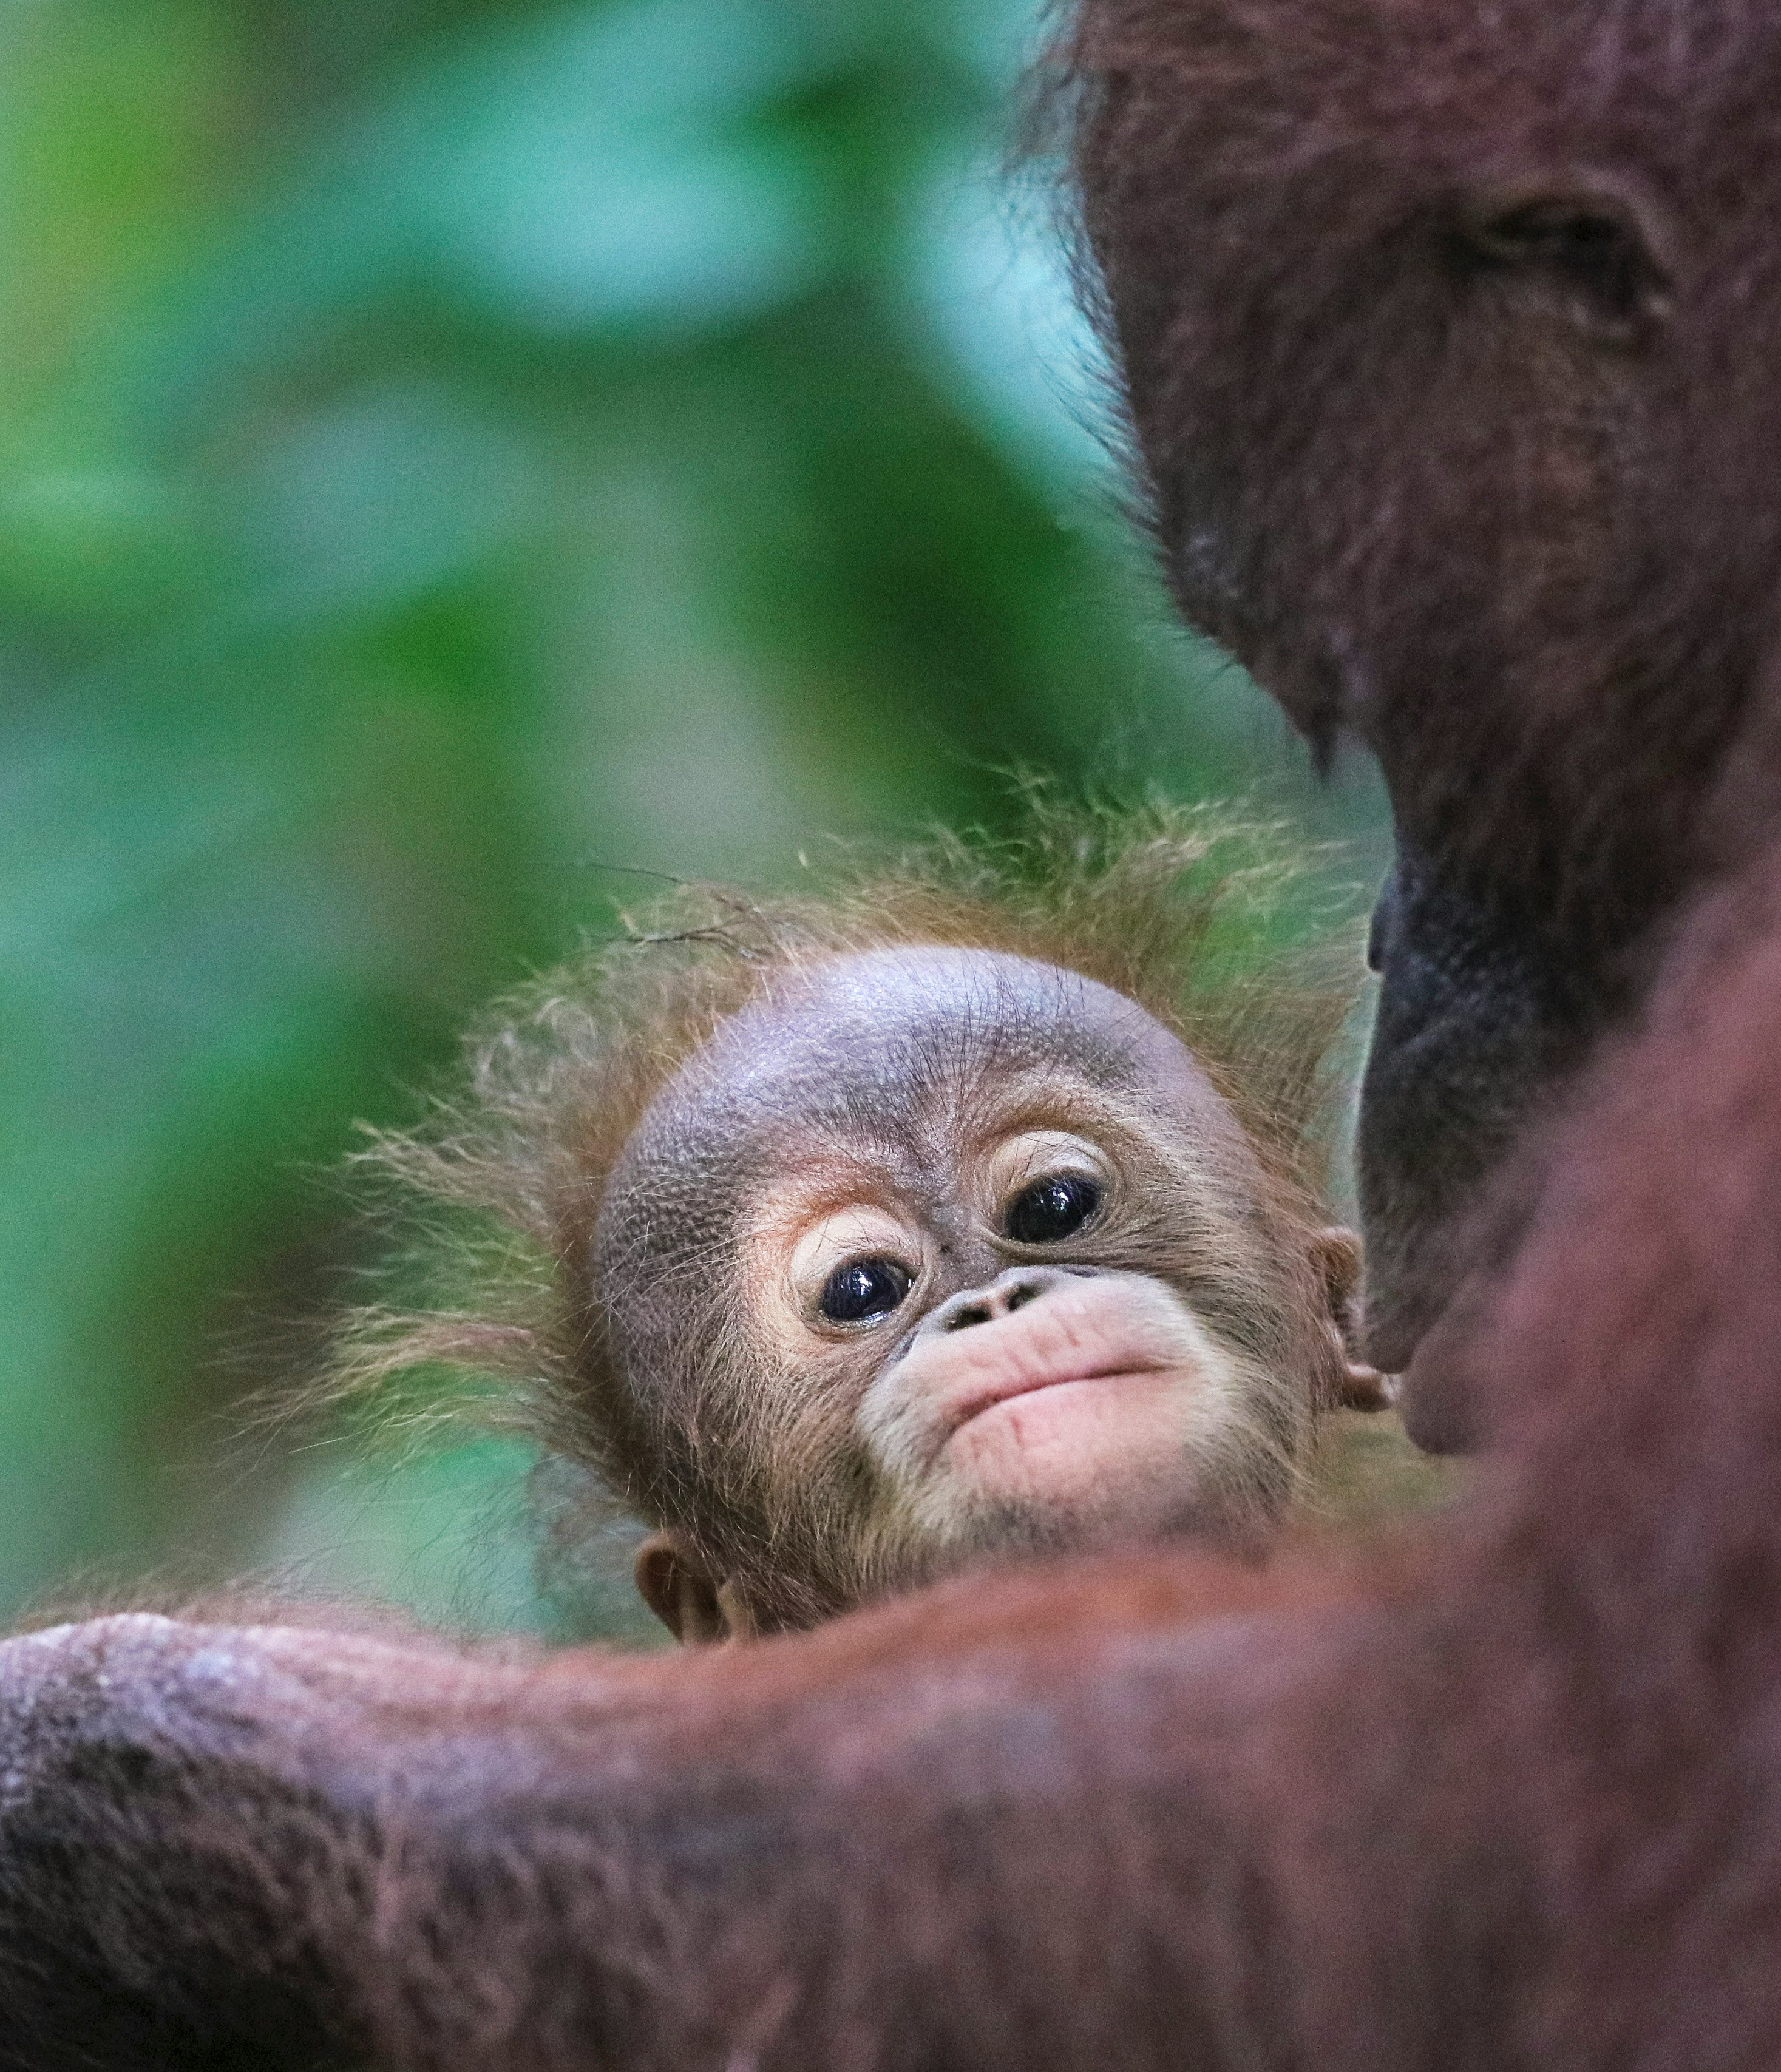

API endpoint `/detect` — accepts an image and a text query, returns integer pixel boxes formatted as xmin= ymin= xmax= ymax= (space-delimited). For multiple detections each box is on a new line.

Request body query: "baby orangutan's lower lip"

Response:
xmin=943 ymin=1345 xmax=1175 ymax=1435
xmin=945 ymin=1367 xmax=1169 ymax=1434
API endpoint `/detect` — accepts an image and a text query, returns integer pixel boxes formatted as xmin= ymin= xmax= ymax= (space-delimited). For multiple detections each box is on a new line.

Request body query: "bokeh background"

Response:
xmin=0 ymin=0 xmax=1387 ymax=1638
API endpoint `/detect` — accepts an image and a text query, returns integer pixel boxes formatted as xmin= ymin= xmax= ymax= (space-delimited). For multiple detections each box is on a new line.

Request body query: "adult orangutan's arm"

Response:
xmin=0 ymin=1565 xmax=1314 ymax=2072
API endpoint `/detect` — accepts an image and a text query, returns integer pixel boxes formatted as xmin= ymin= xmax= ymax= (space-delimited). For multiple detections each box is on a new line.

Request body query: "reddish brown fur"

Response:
xmin=1059 ymin=0 xmax=1776 ymax=916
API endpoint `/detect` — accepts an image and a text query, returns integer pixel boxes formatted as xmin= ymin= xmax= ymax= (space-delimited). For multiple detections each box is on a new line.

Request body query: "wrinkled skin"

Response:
xmin=1072 ymin=0 xmax=1781 ymax=1420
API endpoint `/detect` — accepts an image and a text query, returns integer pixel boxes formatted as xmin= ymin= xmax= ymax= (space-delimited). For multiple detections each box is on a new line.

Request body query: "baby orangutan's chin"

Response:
xmin=853 ymin=1273 xmax=1291 ymax=1572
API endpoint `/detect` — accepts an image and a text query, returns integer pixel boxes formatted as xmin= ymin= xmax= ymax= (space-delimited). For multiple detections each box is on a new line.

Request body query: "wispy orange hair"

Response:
xmin=331 ymin=799 xmax=1365 ymax=1536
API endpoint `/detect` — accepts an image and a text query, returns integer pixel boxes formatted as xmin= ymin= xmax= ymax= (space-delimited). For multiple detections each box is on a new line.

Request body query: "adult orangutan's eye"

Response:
xmin=819 ymin=1257 xmax=912 ymax=1324
xmin=1005 ymin=1174 xmax=1102 ymax=1244
xmin=1457 ymin=191 xmax=1671 ymax=336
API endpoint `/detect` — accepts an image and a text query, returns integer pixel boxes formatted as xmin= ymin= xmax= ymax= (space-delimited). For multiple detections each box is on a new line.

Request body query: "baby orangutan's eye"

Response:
xmin=1004 ymin=1173 xmax=1103 ymax=1244
xmin=819 ymin=1256 xmax=913 ymax=1325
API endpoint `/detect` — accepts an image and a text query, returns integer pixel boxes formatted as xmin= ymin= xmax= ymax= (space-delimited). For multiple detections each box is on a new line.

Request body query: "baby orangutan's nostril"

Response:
xmin=928 ymin=1267 xmax=1074 ymax=1336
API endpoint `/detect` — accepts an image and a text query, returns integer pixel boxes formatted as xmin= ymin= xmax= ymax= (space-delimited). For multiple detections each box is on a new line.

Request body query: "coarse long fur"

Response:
xmin=328 ymin=799 xmax=1361 ymax=1607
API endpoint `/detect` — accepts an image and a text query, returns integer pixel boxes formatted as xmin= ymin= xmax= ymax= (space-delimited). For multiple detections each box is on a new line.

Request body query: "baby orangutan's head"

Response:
xmin=343 ymin=808 xmax=1376 ymax=1638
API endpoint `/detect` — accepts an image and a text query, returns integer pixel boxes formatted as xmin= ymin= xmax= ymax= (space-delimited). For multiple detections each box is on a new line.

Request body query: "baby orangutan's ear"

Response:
xmin=634 ymin=1532 xmax=729 ymax=1645
xmin=1308 ymin=1225 xmax=1391 ymax=1413
xmin=633 ymin=1532 xmax=758 ymax=1645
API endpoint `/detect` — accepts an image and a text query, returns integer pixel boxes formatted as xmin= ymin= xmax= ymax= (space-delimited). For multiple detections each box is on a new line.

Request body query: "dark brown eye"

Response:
xmin=819 ymin=1257 xmax=912 ymax=1324
xmin=1005 ymin=1174 xmax=1102 ymax=1245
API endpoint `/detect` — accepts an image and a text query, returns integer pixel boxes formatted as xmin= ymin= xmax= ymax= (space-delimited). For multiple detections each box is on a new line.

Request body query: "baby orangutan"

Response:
xmin=349 ymin=807 xmax=1383 ymax=1640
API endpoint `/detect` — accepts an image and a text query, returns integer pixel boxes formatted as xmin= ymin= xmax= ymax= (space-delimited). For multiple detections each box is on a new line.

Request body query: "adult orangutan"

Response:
xmin=1068 ymin=0 xmax=1781 ymax=1429
xmin=5 ymin=2 xmax=1781 ymax=2067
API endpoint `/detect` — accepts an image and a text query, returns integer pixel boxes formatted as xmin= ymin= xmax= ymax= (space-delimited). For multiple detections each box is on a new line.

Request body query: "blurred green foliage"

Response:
xmin=0 ymin=0 xmax=1385 ymax=1635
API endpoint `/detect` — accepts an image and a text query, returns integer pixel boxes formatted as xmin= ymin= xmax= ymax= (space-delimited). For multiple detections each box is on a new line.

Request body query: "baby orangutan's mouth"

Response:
xmin=853 ymin=1269 xmax=1242 ymax=1499
xmin=932 ymin=1278 xmax=1202 ymax=1438
xmin=946 ymin=1352 xmax=1169 ymax=1435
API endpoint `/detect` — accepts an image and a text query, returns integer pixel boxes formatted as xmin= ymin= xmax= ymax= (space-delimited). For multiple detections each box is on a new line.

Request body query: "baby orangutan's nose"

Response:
xmin=924 ymin=1265 xmax=1077 ymax=1335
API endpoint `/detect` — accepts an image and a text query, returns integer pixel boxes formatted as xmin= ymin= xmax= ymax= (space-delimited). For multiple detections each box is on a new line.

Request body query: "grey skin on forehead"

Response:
xmin=597 ymin=947 xmax=1259 ymax=1271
